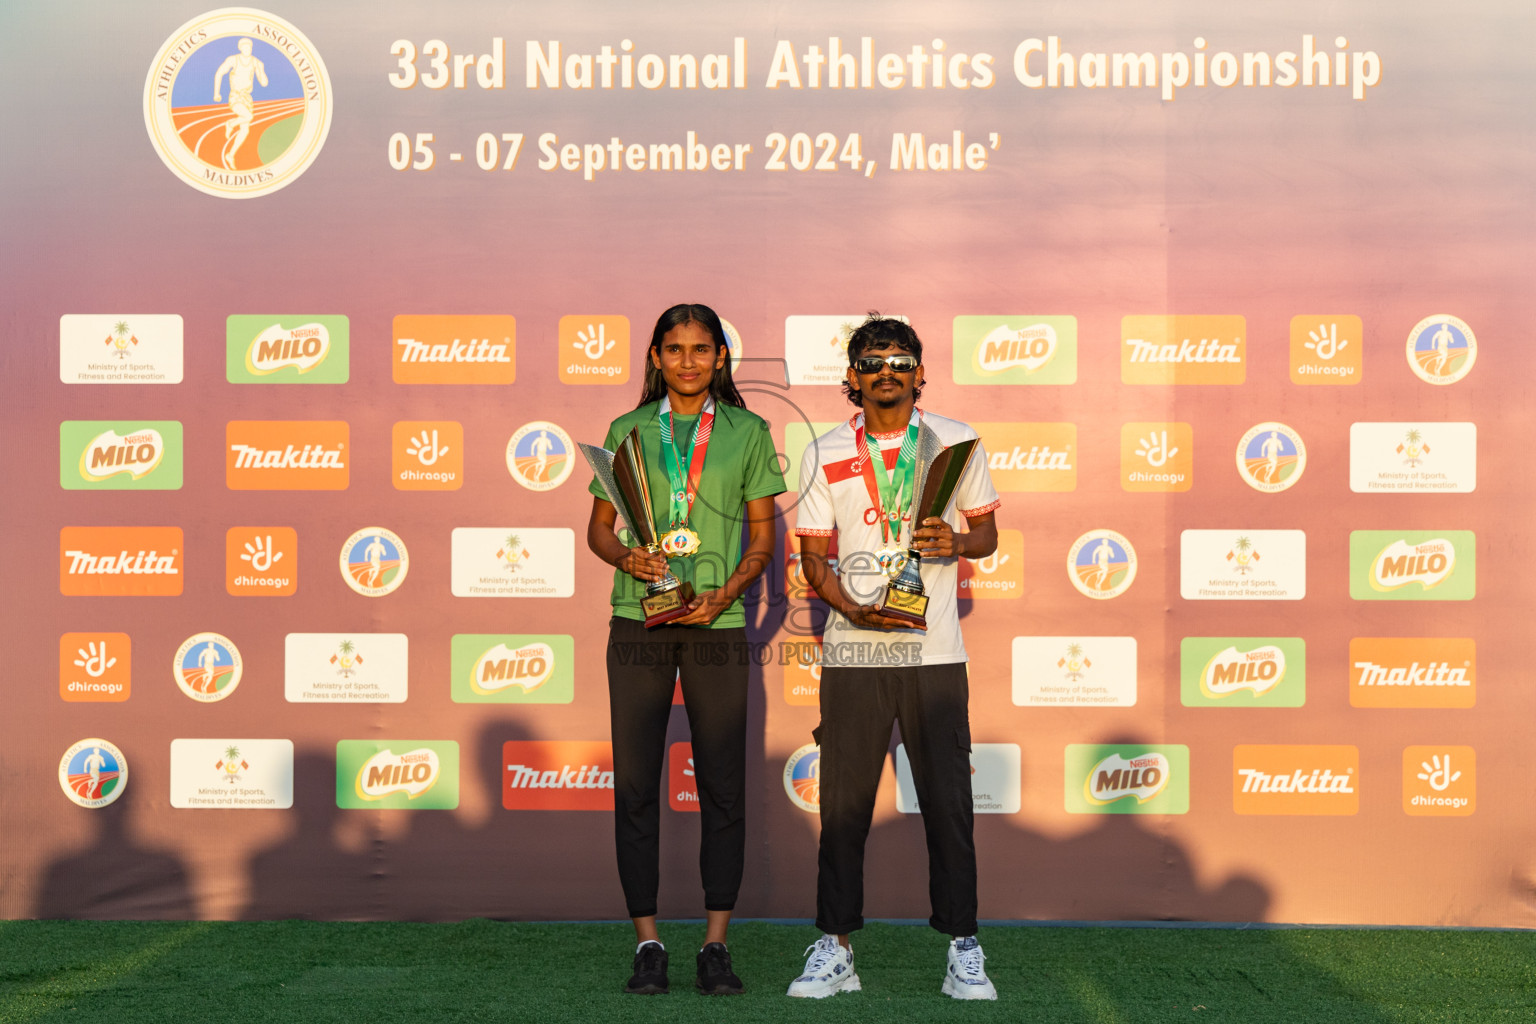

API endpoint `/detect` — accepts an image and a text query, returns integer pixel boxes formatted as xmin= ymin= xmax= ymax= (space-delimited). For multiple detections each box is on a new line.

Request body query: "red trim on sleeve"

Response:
xmin=795 ymin=528 xmax=836 ymax=537
xmin=961 ymin=499 xmax=1001 ymax=518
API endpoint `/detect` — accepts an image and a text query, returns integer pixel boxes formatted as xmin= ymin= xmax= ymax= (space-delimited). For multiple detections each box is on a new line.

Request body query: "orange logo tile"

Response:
xmin=559 ymin=315 xmax=629 ymax=385
xmin=1349 ymin=638 xmax=1475 ymax=709
xmin=393 ymin=315 xmax=516 ymax=384
xmin=392 ymin=421 xmax=464 ymax=490
xmin=60 ymin=632 xmax=131 ymax=701
xmin=226 ymin=527 xmax=298 ymax=596
xmin=226 ymin=421 xmax=349 ymax=490
xmin=1233 ymin=745 xmax=1358 ymax=815
xmin=502 ymin=741 xmax=613 ymax=810
xmin=959 ymin=528 xmax=1023 ymax=599
xmin=1403 ymin=746 xmax=1474 ymax=816
xmin=1120 ymin=422 xmax=1194 ymax=492
xmin=972 ymin=423 xmax=1076 ymax=492
xmin=60 ymin=527 xmax=183 ymax=596
xmin=1122 ymin=315 xmax=1246 ymax=384
xmin=1290 ymin=315 xmax=1363 ymax=385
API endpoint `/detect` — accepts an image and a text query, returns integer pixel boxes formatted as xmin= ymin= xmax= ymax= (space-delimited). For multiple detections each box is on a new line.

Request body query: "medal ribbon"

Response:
xmin=658 ymin=396 xmax=715 ymax=528
xmin=853 ymin=410 xmax=921 ymax=547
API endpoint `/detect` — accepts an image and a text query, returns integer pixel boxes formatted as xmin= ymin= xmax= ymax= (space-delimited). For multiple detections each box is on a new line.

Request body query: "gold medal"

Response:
xmin=659 ymin=526 xmax=702 ymax=558
xmin=875 ymin=546 xmax=908 ymax=579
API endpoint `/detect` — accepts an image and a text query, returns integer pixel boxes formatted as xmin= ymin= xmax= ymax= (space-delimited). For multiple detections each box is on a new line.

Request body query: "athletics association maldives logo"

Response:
xmin=173 ymin=632 xmax=243 ymax=702
xmin=1406 ymin=315 xmax=1476 ymax=385
xmin=1236 ymin=423 xmax=1306 ymax=493
xmin=144 ymin=9 xmax=332 ymax=198
xmin=783 ymin=743 xmax=821 ymax=812
xmin=59 ymin=739 xmax=128 ymax=808
xmin=506 ymin=421 xmax=575 ymax=491
xmin=340 ymin=528 xmax=409 ymax=596
xmin=1067 ymin=530 xmax=1136 ymax=599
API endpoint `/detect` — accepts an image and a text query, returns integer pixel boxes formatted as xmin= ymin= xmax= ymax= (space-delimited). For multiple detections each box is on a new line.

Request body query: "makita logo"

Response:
xmin=1372 ymin=539 xmax=1454 ymax=590
xmin=1238 ymin=767 xmax=1354 ymax=794
xmin=65 ymin=549 xmax=178 ymax=575
xmin=396 ymin=337 xmax=510 ymax=364
xmin=977 ymin=323 xmax=1055 ymax=373
xmin=357 ymin=748 xmax=441 ymax=800
xmin=249 ymin=324 xmax=329 ymax=373
xmin=1203 ymin=645 xmax=1285 ymax=696
xmin=1087 ymin=752 xmax=1169 ymax=804
xmin=1125 ymin=338 xmax=1242 ymax=364
xmin=505 ymin=763 xmax=614 ymax=789
xmin=230 ymin=444 xmax=346 ymax=470
xmin=473 ymin=642 xmax=555 ymax=694
xmin=84 ymin=429 xmax=164 ymax=479
xmin=989 ymin=445 xmax=1072 ymax=472
xmin=1353 ymin=661 xmax=1469 ymax=687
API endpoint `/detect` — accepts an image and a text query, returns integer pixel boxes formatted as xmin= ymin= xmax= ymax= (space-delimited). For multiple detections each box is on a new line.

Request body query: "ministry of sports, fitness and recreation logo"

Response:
xmin=144 ymin=9 xmax=332 ymax=198
xmin=339 ymin=528 xmax=409 ymax=596
xmin=783 ymin=744 xmax=821 ymax=812
xmin=59 ymin=738 xmax=128 ymax=808
xmin=173 ymin=632 xmax=243 ymax=702
xmin=1066 ymin=530 xmax=1136 ymax=599
xmin=1405 ymin=315 xmax=1476 ymax=385
xmin=1235 ymin=422 xmax=1306 ymax=493
xmin=506 ymin=421 xmax=575 ymax=491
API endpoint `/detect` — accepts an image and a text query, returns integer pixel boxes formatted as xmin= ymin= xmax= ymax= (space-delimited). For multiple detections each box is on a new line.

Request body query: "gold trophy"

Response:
xmin=877 ymin=424 xmax=980 ymax=627
xmin=579 ymin=429 xmax=696 ymax=628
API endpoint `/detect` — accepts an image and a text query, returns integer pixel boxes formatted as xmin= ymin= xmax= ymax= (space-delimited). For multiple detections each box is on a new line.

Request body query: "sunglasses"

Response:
xmin=852 ymin=354 xmax=919 ymax=374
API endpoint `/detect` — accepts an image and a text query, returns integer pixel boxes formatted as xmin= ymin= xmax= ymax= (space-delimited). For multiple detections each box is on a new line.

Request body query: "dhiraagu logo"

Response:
xmin=1180 ymin=638 xmax=1305 ymax=707
xmin=336 ymin=740 xmax=458 ymax=809
xmin=1066 ymin=745 xmax=1189 ymax=814
xmin=227 ymin=315 xmax=349 ymax=382
xmin=1351 ymin=531 xmax=1475 ymax=601
xmin=450 ymin=635 xmax=574 ymax=703
xmin=952 ymin=316 xmax=1077 ymax=385
xmin=61 ymin=422 xmax=183 ymax=490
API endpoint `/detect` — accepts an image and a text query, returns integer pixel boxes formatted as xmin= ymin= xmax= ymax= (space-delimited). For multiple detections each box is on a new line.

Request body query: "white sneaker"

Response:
xmin=942 ymin=936 xmax=998 ymax=1000
xmin=786 ymin=934 xmax=861 ymax=998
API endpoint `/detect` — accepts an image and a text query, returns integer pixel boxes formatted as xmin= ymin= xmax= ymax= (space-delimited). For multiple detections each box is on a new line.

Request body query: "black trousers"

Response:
xmin=606 ymin=616 xmax=749 ymax=918
xmin=814 ymin=662 xmax=979 ymax=937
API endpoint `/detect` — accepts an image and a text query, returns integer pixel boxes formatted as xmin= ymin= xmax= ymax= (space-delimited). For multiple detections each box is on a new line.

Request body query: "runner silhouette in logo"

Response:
xmin=363 ymin=533 xmax=387 ymax=587
xmin=196 ymin=641 xmax=221 ymax=693
xmin=82 ymin=746 xmax=106 ymax=800
xmin=531 ymin=430 xmax=554 ymax=482
xmin=1092 ymin=538 xmax=1115 ymax=589
xmin=1430 ymin=321 xmax=1454 ymax=376
xmin=213 ymin=38 xmax=268 ymax=170
xmin=1260 ymin=430 xmax=1283 ymax=482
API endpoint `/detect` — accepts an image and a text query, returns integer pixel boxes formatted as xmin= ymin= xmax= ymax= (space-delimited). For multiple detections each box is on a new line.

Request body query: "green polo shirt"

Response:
xmin=589 ymin=401 xmax=786 ymax=628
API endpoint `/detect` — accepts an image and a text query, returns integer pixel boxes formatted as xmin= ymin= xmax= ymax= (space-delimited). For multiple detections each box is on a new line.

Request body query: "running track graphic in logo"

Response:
xmin=144 ymin=9 xmax=333 ymax=198
xmin=59 ymin=738 xmax=128 ymax=808
xmin=340 ymin=528 xmax=409 ymax=596
xmin=173 ymin=632 xmax=243 ymax=702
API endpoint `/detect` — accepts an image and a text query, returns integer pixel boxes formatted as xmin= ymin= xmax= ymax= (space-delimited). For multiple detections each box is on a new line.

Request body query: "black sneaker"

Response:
xmin=625 ymin=941 xmax=668 ymax=995
xmin=696 ymin=942 xmax=744 ymax=995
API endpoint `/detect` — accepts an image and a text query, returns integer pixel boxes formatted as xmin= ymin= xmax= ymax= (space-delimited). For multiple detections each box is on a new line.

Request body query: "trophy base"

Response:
xmin=642 ymin=582 xmax=697 ymax=629
xmin=878 ymin=586 xmax=928 ymax=628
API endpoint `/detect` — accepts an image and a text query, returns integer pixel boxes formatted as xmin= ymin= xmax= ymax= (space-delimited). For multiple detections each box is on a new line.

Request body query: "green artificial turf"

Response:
xmin=1 ymin=920 xmax=1532 ymax=1023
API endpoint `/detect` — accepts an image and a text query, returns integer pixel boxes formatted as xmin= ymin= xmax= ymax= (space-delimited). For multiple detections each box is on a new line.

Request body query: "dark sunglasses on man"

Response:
xmin=852 ymin=354 xmax=919 ymax=374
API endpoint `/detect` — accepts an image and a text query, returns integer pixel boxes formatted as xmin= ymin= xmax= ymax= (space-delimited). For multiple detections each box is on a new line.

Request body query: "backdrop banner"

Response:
xmin=3 ymin=0 xmax=1532 ymax=926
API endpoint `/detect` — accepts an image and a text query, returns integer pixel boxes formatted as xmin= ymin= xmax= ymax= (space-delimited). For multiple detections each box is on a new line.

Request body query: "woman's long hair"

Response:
xmin=635 ymin=303 xmax=746 ymax=410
